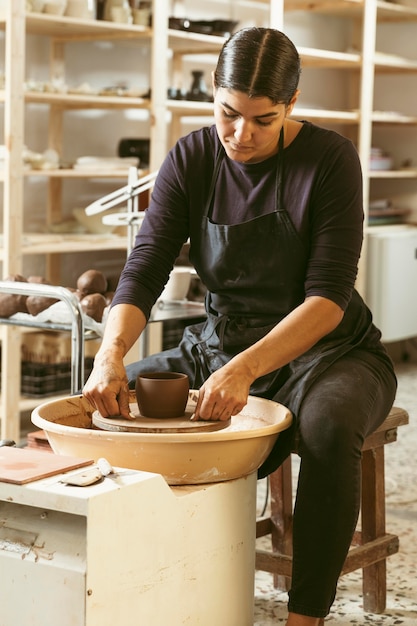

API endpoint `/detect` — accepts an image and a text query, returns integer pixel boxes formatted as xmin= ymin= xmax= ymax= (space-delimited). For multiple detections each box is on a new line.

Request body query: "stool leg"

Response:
xmin=270 ymin=456 xmax=293 ymax=590
xmin=361 ymin=447 xmax=387 ymax=613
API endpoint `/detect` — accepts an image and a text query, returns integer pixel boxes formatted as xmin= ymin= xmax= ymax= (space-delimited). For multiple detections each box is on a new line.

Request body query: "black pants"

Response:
xmin=126 ymin=323 xmax=397 ymax=618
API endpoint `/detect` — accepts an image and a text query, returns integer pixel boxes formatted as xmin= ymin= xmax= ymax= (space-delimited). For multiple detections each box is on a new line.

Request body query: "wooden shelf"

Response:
xmin=299 ymin=46 xmax=361 ymax=68
xmin=21 ymin=90 xmax=150 ymax=109
xmin=376 ymin=0 xmax=417 ymax=21
xmin=23 ymin=168 xmax=146 ymax=179
xmin=369 ymin=169 xmax=417 ymax=179
xmin=300 ymin=49 xmax=417 ymax=74
xmin=167 ymin=100 xmax=360 ymax=125
xmin=167 ymin=99 xmax=214 ymax=116
xmin=0 ymin=167 xmax=147 ymax=183
xmin=0 ymin=12 xmax=152 ymax=40
xmin=0 ymin=169 xmax=142 ymax=182
xmin=168 ymin=29 xmax=226 ymax=54
xmin=372 ymin=111 xmax=417 ymax=124
xmin=285 ymin=0 xmax=417 ymax=20
xmin=293 ymin=107 xmax=360 ymax=123
xmin=0 ymin=234 xmax=127 ymax=261
xmin=374 ymin=52 xmax=417 ymax=73
xmin=15 ymin=233 xmax=127 ymax=256
xmin=285 ymin=0 xmax=363 ymax=16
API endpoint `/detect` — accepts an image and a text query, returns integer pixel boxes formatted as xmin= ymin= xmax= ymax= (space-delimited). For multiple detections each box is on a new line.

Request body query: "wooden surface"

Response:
xmin=0 ymin=446 xmax=93 ymax=484
xmin=92 ymin=406 xmax=231 ymax=433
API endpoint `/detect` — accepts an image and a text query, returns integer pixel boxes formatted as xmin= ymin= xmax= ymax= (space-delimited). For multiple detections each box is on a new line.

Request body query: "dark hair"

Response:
xmin=213 ymin=27 xmax=301 ymax=105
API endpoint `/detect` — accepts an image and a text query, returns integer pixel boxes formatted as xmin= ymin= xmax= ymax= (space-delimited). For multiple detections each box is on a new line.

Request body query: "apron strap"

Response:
xmin=204 ymin=128 xmax=285 ymax=219
xmin=203 ymin=145 xmax=224 ymax=219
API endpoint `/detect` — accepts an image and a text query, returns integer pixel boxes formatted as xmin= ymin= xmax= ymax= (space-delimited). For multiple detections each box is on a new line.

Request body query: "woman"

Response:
xmin=83 ymin=27 xmax=397 ymax=625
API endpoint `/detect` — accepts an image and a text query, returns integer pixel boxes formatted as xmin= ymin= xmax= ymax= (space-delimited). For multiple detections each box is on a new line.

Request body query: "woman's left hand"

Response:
xmin=192 ymin=362 xmax=252 ymax=421
xmin=192 ymin=296 xmax=345 ymax=422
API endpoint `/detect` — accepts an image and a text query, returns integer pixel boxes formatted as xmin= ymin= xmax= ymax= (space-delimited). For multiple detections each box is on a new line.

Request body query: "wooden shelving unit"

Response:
xmin=1 ymin=0 xmax=416 ymax=440
xmin=283 ymin=0 xmax=417 ymax=343
xmin=0 ymin=0 xmax=164 ymax=441
xmin=284 ymin=0 xmax=417 ymax=268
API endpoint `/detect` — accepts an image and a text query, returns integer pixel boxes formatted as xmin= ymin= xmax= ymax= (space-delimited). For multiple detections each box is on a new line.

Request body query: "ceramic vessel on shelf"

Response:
xmin=43 ymin=0 xmax=67 ymax=15
xmin=131 ymin=0 xmax=151 ymax=26
xmin=104 ymin=0 xmax=132 ymax=22
xmin=370 ymin=147 xmax=393 ymax=171
xmin=27 ymin=0 xmax=46 ymax=12
xmin=65 ymin=0 xmax=96 ymax=19
xmin=187 ymin=70 xmax=212 ymax=102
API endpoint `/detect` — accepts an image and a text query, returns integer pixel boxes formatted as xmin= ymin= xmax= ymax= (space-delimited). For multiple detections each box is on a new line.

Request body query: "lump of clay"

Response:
xmin=104 ymin=291 xmax=114 ymax=306
xmin=76 ymin=269 xmax=108 ymax=298
xmin=0 ymin=274 xmax=29 ymax=318
xmin=80 ymin=292 xmax=107 ymax=322
xmin=27 ymin=276 xmax=49 ymax=284
xmin=26 ymin=276 xmax=59 ymax=315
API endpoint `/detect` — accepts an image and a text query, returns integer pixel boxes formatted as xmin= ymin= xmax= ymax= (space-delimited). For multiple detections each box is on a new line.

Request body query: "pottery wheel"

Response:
xmin=92 ymin=404 xmax=231 ymax=433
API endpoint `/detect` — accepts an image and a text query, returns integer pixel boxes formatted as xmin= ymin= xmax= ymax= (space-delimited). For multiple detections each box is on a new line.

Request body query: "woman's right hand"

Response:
xmin=82 ymin=303 xmax=147 ymax=419
xmin=82 ymin=349 xmax=133 ymax=419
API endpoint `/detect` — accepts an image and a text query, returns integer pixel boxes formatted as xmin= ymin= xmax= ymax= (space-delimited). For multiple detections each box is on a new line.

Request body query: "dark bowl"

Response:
xmin=168 ymin=17 xmax=191 ymax=31
xmin=168 ymin=17 xmax=239 ymax=38
xmin=208 ymin=20 xmax=239 ymax=37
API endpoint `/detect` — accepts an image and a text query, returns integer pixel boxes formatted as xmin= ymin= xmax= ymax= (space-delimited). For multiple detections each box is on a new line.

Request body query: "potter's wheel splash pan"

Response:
xmin=31 ymin=392 xmax=292 ymax=485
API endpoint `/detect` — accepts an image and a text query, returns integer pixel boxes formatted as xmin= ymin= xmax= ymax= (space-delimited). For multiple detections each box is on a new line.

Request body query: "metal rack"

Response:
xmin=0 ymin=282 xmax=86 ymax=397
xmin=85 ymin=168 xmax=158 ymax=254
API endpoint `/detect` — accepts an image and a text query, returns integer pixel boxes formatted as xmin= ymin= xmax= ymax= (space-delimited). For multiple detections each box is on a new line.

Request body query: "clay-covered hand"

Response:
xmin=192 ymin=362 xmax=252 ymax=422
xmin=82 ymin=350 xmax=133 ymax=419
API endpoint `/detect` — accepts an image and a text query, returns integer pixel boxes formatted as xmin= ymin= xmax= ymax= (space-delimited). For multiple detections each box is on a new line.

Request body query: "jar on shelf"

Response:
xmin=103 ymin=0 xmax=132 ymax=23
xmin=129 ymin=0 xmax=151 ymax=26
xmin=187 ymin=70 xmax=212 ymax=102
xmin=64 ymin=0 xmax=96 ymax=19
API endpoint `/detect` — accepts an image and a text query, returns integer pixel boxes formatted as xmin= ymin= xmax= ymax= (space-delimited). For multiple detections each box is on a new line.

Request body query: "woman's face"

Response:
xmin=213 ymin=87 xmax=297 ymax=164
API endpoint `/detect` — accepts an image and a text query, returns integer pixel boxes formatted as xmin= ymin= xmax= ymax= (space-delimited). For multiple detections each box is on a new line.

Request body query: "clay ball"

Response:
xmin=80 ymin=292 xmax=107 ymax=322
xmin=76 ymin=269 xmax=108 ymax=298
xmin=25 ymin=276 xmax=59 ymax=315
xmin=0 ymin=274 xmax=29 ymax=318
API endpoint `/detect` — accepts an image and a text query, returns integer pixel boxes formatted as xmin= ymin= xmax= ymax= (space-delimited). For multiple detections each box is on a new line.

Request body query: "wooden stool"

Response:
xmin=256 ymin=406 xmax=409 ymax=614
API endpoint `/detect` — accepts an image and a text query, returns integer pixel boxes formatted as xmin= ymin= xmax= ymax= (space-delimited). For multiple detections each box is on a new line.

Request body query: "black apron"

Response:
xmin=193 ymin=130 xmax=307 ymax=319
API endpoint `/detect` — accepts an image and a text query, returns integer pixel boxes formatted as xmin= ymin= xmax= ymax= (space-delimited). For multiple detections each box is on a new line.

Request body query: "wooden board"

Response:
xmin=26 ymin=430 xmax=53 ymax=452
xmin=0 ymin=446 xmax=94 ymax=485
xmin=92 ymin=406 xmax=231 ymax=433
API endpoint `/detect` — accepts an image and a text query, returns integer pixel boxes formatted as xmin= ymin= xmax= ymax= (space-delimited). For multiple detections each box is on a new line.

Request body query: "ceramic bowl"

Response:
xmin=31 ymin=392 xmax=292 ymax=485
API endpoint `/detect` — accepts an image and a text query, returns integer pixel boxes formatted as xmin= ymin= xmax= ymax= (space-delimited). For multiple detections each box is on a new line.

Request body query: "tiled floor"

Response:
xmin=253 ymin=361 xmax=417 ymax=625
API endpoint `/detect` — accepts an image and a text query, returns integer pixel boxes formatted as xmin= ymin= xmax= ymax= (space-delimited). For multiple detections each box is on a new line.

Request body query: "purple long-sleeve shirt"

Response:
xmin=113 ymin=122 xmax=363 ymax=320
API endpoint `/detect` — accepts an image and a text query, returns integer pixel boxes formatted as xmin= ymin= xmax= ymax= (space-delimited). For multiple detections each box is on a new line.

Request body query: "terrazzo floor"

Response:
xmin=254 ymin=361 xmax=417 ymax=625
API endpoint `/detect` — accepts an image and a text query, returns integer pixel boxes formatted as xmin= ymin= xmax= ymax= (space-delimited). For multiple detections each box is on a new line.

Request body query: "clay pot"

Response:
xmin=135 ymin=372 xmax=189 ymax=419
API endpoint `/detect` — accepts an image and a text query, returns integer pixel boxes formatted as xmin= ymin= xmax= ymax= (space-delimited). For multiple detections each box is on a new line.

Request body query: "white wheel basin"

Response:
xmin=31 ymin=392 xmax=292 ymax=485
